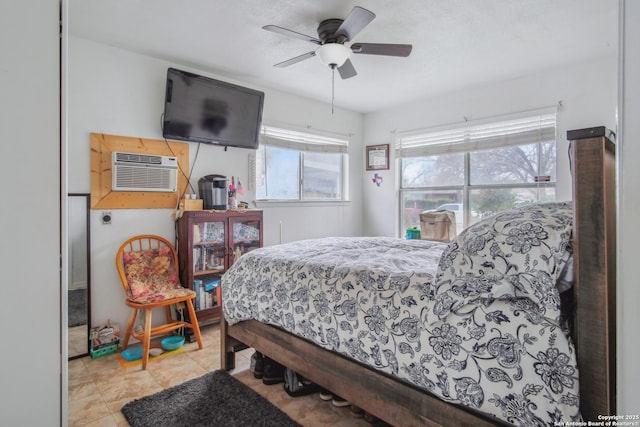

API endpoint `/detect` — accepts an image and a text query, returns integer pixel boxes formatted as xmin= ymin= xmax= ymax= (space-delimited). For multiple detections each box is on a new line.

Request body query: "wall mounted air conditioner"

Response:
xmin=112 ymin=151 xmax=178 ymax=192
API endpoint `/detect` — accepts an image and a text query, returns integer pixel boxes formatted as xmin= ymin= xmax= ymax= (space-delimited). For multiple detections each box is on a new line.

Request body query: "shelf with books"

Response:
xmin=193 ymin=278 xmax=222 ymax=311
xmin=177 ymin=210 xmax=263 ymax=328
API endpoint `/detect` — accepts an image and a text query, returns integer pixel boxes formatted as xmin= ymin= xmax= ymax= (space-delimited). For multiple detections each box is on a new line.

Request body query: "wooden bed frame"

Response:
xmin=221 ymin=130 xmax=616 ymax=426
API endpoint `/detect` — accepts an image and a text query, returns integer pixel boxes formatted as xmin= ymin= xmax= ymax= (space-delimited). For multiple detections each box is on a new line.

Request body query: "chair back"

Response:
xmin=116 ymin=235 xmax=180 ymax=301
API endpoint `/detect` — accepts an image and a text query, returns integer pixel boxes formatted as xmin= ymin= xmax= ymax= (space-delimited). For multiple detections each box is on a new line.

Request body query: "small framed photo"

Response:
xmin=366 ymin=144 xmax=389 ymax=171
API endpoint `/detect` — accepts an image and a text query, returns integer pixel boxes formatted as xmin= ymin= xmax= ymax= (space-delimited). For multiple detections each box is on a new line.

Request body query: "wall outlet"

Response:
xmin=101 ymin=212 xmax=112 ymax=225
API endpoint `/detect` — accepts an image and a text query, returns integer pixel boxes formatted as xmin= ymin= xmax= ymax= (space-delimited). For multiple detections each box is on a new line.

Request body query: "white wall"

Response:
xmin=617 ymin=0 xmax=640 ymax=415
xmin=362 ymin=55 xmax=618 ymax=237
xmin=0 ymin=1 xmax=61 ymax=425
xmin=68 ymin=37 xmax=364 ymax=331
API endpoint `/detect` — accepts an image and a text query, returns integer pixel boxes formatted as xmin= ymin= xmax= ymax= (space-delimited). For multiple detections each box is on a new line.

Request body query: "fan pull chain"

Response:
xmin=331 ymin=65 xmax=335 ymax=115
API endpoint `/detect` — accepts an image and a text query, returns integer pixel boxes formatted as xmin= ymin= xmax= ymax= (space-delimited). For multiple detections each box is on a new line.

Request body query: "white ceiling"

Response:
xmin=68 ymin=0 xmax=618 ymax=114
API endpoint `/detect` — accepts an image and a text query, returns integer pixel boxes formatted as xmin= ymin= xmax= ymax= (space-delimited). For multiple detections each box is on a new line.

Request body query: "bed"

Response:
xmin=220 ymin=130 xmax=616 ymax=426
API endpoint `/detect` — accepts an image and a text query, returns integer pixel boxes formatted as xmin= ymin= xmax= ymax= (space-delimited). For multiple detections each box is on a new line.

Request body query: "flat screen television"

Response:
xmin=162 ymin=68 xmax=264 ymax=149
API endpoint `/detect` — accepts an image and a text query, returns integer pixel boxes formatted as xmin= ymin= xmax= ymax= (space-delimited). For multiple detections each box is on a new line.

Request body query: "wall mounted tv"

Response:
xmin=162 ymin=68 xmax=264 ymax=149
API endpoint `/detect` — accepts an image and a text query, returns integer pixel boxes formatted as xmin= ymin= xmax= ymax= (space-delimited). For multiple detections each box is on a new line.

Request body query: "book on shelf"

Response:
xmin=193 ymin=247 xmax=203 ymax=271
xmin=199 ymin=280 xmax=206 ymax=310
xmin=194 ymin=279 xmax=203 ymax=310
xmin=193 ymin=224 xmax=201 ymax=243
xmin=206 ymin=291 xmax=213 ymax=309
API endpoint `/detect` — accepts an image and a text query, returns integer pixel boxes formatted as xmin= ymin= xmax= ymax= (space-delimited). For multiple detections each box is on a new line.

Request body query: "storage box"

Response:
xmin=419 ymin=210 xmax=457 ymax=243
xmin=181 ymin=198 xmax=204 ymax=211
xmin=90 ymin=344 xmax=118 ymax=359
xmin=90 ymin=323 xmax=120 ymax=359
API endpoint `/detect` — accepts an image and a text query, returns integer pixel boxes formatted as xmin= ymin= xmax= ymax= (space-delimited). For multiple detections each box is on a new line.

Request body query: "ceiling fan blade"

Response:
xmin=262 ymin=25 xmax=321 ymax=45
xmin=337 ymin=59 xmax=357 ymax=79
xmin=274 ymin=51 xmax=316 ymax=68
xmin=351 ymin=43 xmax=412 ymax=57
xmin=335 ymin=6 xmax=376 ymax=42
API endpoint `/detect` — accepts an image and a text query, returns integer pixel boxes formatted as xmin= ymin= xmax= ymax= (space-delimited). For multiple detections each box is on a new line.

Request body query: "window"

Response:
xmin=255 ymin=126 xmax=349 ymax=201
xmin=398 ymin=109 xmax=557 ymax=235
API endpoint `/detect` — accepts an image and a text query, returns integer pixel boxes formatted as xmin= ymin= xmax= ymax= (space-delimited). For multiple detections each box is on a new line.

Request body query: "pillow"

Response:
xmin=432 ymin=202 xmax=573 ymax=321
xmin=123 ymin=247 xmax=193 ymax=304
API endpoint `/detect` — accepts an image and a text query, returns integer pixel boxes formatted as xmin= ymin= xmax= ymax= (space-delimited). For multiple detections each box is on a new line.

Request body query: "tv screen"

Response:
xmin=162 ymin=68 xmax=264 ymax=149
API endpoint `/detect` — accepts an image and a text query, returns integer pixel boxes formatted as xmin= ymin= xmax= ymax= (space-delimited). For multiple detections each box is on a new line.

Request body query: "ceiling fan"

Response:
xmin=263 ymin=6 xmax=412 ymax=79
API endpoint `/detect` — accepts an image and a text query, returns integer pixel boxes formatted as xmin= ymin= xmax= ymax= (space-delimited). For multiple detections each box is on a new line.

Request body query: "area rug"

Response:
xmin=121 ymin=369 xmax=301 ymax=427
xmin=68 ymin=288 xmax=87 ymax=327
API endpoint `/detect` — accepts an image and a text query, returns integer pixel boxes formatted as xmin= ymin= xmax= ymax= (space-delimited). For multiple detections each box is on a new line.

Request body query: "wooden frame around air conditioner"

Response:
xmin=90 ymin=133 xmax=189 ymax=209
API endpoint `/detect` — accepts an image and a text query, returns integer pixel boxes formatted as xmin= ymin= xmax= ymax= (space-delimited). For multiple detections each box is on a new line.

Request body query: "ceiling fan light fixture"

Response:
xmin=316 ymin=43 xmax=351 ymax=67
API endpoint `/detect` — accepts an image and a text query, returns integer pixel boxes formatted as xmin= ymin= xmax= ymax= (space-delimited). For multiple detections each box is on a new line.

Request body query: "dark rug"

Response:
xmin=121 ymin=370 xmax=302 ymax=427
xmin=68 ymin=288 xmax=87 ymax=327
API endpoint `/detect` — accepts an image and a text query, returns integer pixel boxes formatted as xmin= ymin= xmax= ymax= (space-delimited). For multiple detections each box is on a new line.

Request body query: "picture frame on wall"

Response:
xmin=366 ymin=144 xmax=389 ymax=170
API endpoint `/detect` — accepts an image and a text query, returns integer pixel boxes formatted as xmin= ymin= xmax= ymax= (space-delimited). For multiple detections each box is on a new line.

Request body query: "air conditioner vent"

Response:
xmin=114 ymin=152 xmax=164 ymax=165
xmin=112 ymin=151 xmax=178 ymax=192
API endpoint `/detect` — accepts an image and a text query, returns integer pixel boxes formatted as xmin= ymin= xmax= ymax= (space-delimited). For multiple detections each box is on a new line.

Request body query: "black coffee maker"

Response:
xmin=198 ymin=174 xmax=228 ymax=210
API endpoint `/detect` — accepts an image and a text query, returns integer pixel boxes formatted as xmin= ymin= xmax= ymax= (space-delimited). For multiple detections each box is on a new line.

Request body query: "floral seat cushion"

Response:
xmin=123 ymin=247 xmax=194 ymax=304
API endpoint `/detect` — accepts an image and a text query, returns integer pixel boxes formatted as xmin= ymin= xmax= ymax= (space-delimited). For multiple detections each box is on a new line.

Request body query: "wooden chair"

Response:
xmin=116 ymin=234 xmax=203 ymax=369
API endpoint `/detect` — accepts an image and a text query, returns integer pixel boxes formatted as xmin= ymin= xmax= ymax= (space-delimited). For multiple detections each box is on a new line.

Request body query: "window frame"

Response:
xmin=397 ymin=109 xmax=558 ymax=236
xmin=254 ymin=125 xmax=350 ymax=204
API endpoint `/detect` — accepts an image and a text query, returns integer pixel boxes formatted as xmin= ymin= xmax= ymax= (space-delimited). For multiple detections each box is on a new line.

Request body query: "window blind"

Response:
xmin=261 ymin=125 xmax=349 ymax=153
xmin=396 ymin=109 xmax=557 ymax=158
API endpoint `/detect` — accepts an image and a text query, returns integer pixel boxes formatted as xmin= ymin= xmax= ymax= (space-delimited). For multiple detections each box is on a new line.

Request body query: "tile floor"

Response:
xmin=68 ymin=324 xmax=378 ymax=426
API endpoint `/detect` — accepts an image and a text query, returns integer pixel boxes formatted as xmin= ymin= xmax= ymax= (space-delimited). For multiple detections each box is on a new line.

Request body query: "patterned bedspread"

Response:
xmin=222 ymin=203 xmax=580 ymax=425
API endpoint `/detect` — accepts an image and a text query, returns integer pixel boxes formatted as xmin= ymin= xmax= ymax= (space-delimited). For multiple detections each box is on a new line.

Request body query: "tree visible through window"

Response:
xmin=398 ymin=111 xmax=557 ymax=235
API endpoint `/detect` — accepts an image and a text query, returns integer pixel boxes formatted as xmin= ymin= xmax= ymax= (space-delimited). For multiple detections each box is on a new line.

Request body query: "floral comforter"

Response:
xmin=222 ymin=203 xmax=580 ymax=425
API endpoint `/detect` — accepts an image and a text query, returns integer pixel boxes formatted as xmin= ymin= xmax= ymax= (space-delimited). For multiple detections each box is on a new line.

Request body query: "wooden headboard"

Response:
xmin=569 ymin=128 xmax=616 ymax=419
